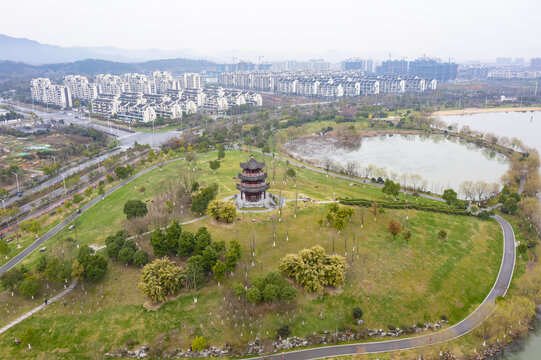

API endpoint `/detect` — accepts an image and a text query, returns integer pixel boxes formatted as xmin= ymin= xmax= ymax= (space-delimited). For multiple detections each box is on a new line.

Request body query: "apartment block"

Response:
xmin=30 ymin=78 xmax=72 ymax=109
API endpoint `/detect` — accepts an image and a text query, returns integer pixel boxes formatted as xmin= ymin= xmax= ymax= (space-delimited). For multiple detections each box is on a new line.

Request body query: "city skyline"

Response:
xmin=1 ymin=0 xmax=540 ymax=62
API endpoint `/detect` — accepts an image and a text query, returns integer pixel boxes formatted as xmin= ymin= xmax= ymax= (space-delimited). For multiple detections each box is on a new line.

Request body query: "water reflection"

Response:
xmin=285 ymin=134 xmax=508 ymax=196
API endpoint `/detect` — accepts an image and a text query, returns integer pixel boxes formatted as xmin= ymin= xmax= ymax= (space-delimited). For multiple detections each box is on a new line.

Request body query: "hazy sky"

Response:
xmin=1 ymin=0 xmax=540 ymax=61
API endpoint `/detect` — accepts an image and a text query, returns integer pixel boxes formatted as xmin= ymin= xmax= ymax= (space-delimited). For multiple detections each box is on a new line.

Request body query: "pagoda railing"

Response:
xmin=237 ymin=182 xmax=269 ymax=188
xmin=240 ymin=172 xmax=265 ymax=177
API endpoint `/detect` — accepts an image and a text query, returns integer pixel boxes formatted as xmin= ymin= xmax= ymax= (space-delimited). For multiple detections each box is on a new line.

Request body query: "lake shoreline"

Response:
xmin=432 ymin=107 xmax=541 ymax=116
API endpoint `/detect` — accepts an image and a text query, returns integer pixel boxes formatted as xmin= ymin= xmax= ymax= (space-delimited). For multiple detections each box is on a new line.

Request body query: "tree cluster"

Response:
xmin=499 ymin=185 xmax=521 ymax=215
xmin=105 ymin=230 xmax=149 ymax=266
xmin=0 ymin=265 xmax=41 ymax=298
xmin=37 ymin=255 xmax=72 ymax=283
xmin=321 ymin=203 xmax=354 ymax=233
xmin=279 ymin=245 xmax=347 ymax=293
xmin=75 ymin=245 xmax=108 ymax=281
xmin=149 ymin=221 xmax=242 ymax=287
xmin=114 ymin=165 xmax=134 ymax=180
xmin=382 ymin=179 xmax=401 ymax=198
xmin=232 ymin=271 xmax=296 ymax=304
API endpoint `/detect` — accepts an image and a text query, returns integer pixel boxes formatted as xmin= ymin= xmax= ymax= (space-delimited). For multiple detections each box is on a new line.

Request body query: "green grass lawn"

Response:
xmin=0 ymin=150 xmax=503 ymax=359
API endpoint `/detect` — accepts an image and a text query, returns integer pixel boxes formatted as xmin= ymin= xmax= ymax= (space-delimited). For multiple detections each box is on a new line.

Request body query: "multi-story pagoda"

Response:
xmin=236 ymin=156 xmax=270 ymax=203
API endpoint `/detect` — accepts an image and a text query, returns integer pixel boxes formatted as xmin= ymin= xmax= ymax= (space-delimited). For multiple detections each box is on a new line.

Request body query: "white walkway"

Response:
xmin=0 ymin=280 xmax=78 ymax=335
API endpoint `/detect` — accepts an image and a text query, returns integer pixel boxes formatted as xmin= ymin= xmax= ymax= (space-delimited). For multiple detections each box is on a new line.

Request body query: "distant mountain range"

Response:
xmin=0 ymin=58 xmax=217 ymax=81
xmin=0 ymin=34 xmax=206 ymax=64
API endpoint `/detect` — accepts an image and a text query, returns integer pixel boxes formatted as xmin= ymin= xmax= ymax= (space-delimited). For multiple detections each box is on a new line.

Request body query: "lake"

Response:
xmin=438 ymin=111 xmax=541 ymax=155
xmin=285 ymin=134 xmax=508 ymax=196
xmin=438 ymin=110 xmax=541 ymax=360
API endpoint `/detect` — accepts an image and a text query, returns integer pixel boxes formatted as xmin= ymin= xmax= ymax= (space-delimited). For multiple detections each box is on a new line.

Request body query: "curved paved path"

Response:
xmin=248 ymin=214 xmax=515 ymax=360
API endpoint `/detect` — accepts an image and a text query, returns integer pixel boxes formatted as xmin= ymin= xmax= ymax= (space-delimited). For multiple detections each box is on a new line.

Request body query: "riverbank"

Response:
xmin=432 ymin=107 xmax=541 ymax=116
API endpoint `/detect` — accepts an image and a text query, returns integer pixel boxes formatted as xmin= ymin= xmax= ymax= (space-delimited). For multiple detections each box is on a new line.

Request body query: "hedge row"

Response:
xmin=339 ymin=198 xmax=471 ymax=216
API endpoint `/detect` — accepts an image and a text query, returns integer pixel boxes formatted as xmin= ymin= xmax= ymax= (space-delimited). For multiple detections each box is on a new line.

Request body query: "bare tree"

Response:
xmin=473 ymin=181 xmax=489 ymax=201
xmin=374 ymin=167 xmax=388 ymax=180
xmin=345 ymin=160 xmax=359 ymax=180
xmin=365 ymin=164 xmax=377 ymax=179
xmin=460 ymin=180 xmax=475 ymax=200
xmin=409 ymin=174 xmax=423 ymax=191
xmin=322 ymin=157 xmax=334 ymax=176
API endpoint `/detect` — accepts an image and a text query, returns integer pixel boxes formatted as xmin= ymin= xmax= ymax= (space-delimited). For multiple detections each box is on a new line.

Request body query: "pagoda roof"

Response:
xmin=239 ymin=157 xmax=265 ymax=170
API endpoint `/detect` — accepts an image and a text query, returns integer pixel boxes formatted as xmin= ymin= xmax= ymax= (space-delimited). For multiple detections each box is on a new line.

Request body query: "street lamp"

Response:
xmin=11 ymin=172 xmax=20 ymax=193
xmin=61 ymin=174 xmax=67 ymax=193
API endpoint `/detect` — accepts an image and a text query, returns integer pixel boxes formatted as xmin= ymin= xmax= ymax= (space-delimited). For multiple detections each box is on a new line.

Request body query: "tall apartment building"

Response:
xmin=309 ymin=59 xmax=330 ymax=72
xmin=377 ymin=59 xmax=457 ymax=82
xmin=342 ymin=58 xmax=374 ymax=73
xmin=95 ymin=74 xmax=126 ymax=95
xmin=30 ymin=78 xmax=72 ymax=109
xmin=63 ymin=75 xmax=99 ymax=101
xmin=183 ymin=73 xmax=203 ymax=89
xmin=152 ymin=71 xmax=177 ymax=94
xmin=531 ymin=58 xmax=541 ymax=71
xmin=123 ymin=73 xmax=153 ymax=94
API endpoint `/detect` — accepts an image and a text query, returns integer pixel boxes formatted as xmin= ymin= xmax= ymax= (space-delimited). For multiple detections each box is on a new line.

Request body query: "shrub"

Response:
xmin=207 ymin=200 xmax=237 ymax=223
xmin=262 ymin=284 xmax=280 ymax=303
xmin=279 ymin=245 xmax=347 ymax=293
xmin=280 ymin=285 xmax=297 ymax=301
xmin=232 ymin=282 xmax=245 ymax=298
xmin=19 ymin=274 xmax=40 ymax=298
xmin=137 ymin=258 xmax=183 ymax=302
xmin=191 ymin=184 xmax=218 ymax=215
xmin=133 ymin=250 xmax=149 ymax=267
xmin=246 ymin=287 xmax=261 ymax=303
xmin=517 ymin=243 xmax=528 ymax=255
xmin=191 ymin=336 xmax=206 ymax=351
xmin=123 ymin=200 xmax=148 ymax=220
xmin=353 ymin=307 xmax=363 ymax=320
xmin=118 ymin=246 xmax=135 ymax=264
xmin=478 ymin=210 xmax=494 ymax=220
xmin=276 ymin=324 xmax=290 ymax=339
xmin=0 ymin=266 xmax=27 ymax=291
xmin=72 ymin=193 xmax=83 ymax=204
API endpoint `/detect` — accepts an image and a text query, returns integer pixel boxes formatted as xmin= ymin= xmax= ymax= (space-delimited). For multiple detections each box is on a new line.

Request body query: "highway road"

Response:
xmin=0 ymin=156 xmax=183 ymax=276
xmin=1 ymin=103 xmax=182 ymax=206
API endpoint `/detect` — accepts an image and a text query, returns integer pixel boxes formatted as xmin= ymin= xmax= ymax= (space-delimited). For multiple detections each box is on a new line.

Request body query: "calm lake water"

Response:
xmin=439 ymin=111 xmax=541 ymax=360
xmin=438 ymin=111 xmax=541 ymax=156
xmin=285 ymin=134 xmax=508 ymax=196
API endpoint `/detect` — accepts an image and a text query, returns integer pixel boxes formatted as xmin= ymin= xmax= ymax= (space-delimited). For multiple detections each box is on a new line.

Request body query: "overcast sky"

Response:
xmin=1 ymin=0 xmax=539 ymax=62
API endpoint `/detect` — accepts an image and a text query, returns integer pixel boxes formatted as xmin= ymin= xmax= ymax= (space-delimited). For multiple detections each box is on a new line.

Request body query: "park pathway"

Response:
xmin=0 ymin=280 xmax=78 ymax=335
